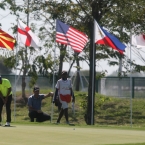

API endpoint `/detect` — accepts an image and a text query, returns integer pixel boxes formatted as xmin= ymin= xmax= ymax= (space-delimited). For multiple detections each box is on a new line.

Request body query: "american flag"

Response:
xmin=56 ymin=20 xmax=88 ymax=53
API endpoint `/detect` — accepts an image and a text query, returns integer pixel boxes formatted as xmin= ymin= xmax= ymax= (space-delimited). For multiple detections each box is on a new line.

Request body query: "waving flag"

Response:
xmin=0 ymin=29 xmax=15 ymax=50
xmin=56 ymin=19 xmax=88 ymax=53
xmin=17 ymin=19 xmax=39 ymax=48
xmin=132 ymin=34 xmax=145 ymax=48
xmin=94 ymin=20 xmax=126 ymax=54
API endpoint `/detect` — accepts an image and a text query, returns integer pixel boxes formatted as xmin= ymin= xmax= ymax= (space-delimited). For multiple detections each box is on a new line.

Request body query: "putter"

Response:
xmin=50 ymin=97 xmax=54 ymax=123
xmin=2 ymin=104 xmax=5 ymax=126
xmin=0 ymin=111 xmax=3 ymax=126
xmin=72 ymin=102 xmax=75 ymax=115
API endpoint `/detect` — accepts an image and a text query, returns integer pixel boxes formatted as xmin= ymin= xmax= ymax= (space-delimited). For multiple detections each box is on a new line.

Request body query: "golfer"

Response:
xmin=28 ymin=86 xmax=53 ymax=122
xmin=53 ymin=71 xmax=75 ymax=124
xmin=0 ymin=76 xmax=12 ymax=126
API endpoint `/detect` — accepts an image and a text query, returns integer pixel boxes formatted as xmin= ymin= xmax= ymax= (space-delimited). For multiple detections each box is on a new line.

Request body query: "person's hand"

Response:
xmin=4 ymin=98 xmax=8 ymax=104
xmin=49 ymin=92 xmax=54 ymax=97
xmin=3 ymin=98 xmax=7 ymax=104
xmin=53 ymin=98 xmax=59 ymax=106
xmin=37 ymin=110 xmax=43 ymax=113
xmin=72 ymin=98 xmax=75 ymax=103
xmin=2 ymin=99 xmax=5 ymax=104
xmin=53 ymin=98 xmax=58 ymax=103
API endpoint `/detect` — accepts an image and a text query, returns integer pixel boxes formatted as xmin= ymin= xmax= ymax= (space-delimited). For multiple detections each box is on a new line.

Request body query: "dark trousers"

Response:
xmin=28 ymin=111 xmax=51 ymax=122
xmin=0 ymin=95 xmax=12 ymax=122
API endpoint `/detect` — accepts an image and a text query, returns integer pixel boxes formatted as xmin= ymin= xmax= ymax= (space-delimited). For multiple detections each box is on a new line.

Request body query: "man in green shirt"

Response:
xmin=0 ymin=76 xmax=12 ymax=126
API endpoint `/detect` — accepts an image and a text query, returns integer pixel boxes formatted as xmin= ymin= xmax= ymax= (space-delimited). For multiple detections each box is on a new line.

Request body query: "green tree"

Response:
xmin=1 ymin=0 xmax=54 ymax=103
xmin=0 ymin=56 xmax=12 ymax=74
xmin=3 ymin=0 xmax=145 ymax=111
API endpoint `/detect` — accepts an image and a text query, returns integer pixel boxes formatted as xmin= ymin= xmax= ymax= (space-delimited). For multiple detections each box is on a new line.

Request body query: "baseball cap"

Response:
xmin=61 ymin=71 xmax=67 ymax=75
xmin=33 ymin=86 xmax=39 ymax=91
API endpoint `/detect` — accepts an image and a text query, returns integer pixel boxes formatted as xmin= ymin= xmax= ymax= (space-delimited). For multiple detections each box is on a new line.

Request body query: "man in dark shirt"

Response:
xmin=28 ymin=86 xmax=53 ymax=122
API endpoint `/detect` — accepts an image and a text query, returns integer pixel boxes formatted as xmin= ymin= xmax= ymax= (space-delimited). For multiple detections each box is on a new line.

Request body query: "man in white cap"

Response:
xmin=0 ymin=76 xmax=12 ymax=126
xmin=53 ymin=71 xmax=75 ymax=124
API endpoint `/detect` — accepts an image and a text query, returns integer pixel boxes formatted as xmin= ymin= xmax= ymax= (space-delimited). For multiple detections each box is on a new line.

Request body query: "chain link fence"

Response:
xmin=1 ymin=75 xmax=145 ymax=98
xmin=1 ymin=75 xmax=145 ymax=125
xmin=98 ymin=77 xmax=145 ymax=98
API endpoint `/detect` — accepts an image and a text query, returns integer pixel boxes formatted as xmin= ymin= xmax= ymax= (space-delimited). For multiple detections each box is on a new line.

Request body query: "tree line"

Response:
xmin=0 ymin=0 xmax=145 ymax=103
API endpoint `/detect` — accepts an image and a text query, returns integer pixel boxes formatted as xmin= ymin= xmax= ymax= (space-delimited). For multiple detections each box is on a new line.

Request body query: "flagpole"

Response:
xmin=130 ymin=30 xmax=132 ymax=127
xmin=86 ymin=19 xmax=96 ymax=125
xmin=14 ymin=46 xmax=17 ymax=122
xmin=51 ymin=19 xmax=57 ymax=123
xmin=14 ymin=17 xmax=19 ymax=122
xmin=91 ymin=19 xmax=96 ymax=125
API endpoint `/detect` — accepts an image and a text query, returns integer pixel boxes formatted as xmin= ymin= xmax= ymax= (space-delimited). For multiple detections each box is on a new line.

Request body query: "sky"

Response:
xmin=1 ymin=5 xmax=145 ymax=76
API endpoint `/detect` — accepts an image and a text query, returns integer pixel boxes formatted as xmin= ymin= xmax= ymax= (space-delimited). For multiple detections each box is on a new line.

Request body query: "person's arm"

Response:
xmin=0 ymin=91 xmax=5 ymax=103
xmin=5 ymin=87 xmax=12 ymax=104
xmin=53 ymin=88 xmax=58 ymax=102
xmin=28 ymin=106 xmax=43 ymax=113
xmin=6 ymin=87 xmax=11 ymax=97
xmin=44 ymin=92 xmax=54 ymax=98
xmin=70 ymin=80 xmax=75 ymax=102
xmin=70 ymin=88 xmax=75 ymax=103
xmin=28 ymin=106 xmax=39 ymax=111
xmin=53 ymin=81 xmax=59 ymax=103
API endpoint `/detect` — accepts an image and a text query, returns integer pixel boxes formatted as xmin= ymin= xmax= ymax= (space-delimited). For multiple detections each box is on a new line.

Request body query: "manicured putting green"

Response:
xmin=0 ymin=125 xmax=145 ymax=145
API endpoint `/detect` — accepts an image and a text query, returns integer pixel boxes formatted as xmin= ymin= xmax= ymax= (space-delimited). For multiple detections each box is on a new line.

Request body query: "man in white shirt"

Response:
xmin=53 ymin=71 xmax=75 ymax=124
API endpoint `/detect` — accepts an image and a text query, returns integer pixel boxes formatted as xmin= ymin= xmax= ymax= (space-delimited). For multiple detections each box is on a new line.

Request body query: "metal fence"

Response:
xmin=98 ymin=77 xmax=145 ymax=98
xmin=2 ymin=75 xmax=145 ymax=126
xmin=1 ymin=75 xmax=54 ymax=95
xmin=1 ymin=75 xmax=145 ymax=98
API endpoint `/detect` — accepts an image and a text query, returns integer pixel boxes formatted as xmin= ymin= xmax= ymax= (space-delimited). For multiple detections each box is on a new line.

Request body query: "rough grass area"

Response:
xmin=8 ymin=90 xmax=145 ymax=128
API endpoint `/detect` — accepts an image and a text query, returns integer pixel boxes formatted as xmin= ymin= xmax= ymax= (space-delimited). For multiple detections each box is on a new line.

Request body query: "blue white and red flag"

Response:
xmin=94 ymin=20 xmax=126 ymax=54
xmin=56 ymin=19 xmax=88 ymax=53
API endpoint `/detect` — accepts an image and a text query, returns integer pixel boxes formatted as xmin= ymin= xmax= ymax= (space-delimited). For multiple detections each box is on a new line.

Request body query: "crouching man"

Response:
xmin=28 ymin=86 xmax=53 ymax=122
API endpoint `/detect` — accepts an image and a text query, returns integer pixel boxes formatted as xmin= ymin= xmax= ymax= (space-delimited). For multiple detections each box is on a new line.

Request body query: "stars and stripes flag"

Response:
xmin=94 ymin=20 xmax=126 ymax=54
xmin=0 ymin=29 xmax=16 ymax=50
xmin=56 ymin=19 xmax=88 ymax=53
xmin=17 ymin=19 xmax=39 ymax=48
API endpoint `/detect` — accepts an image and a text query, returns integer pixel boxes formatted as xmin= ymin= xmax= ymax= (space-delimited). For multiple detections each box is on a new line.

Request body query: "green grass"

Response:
xmin=1 ymin=124 xmax=145 ymax=145
xmin=8 ymin=90 xmax=145 ymax=127
xmin=1 ymin=90 xmax=145 ymax=145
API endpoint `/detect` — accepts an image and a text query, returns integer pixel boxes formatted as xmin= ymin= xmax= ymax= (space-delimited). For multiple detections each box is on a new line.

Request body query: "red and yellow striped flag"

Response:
xmin=0 ymin=29 xmax=16 ymax=50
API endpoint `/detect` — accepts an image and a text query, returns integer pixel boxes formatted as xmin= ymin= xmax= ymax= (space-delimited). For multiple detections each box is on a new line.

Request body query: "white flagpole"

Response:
xmin=130 ymin=31 xmax=133 ymax=127
xmin=14 ymin=49 xmax=17 ymax=122
xmin=51 ymin=48 xmax=56 ymax=123
xmin=51 ymin=19 xmax=57 ymax=123
xmin=14 ymin=18 xmax=19 ymax=122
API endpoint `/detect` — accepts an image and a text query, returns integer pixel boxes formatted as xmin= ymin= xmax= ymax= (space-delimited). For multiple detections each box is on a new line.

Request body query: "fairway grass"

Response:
xmin=0 ymin=124 xmax=145 ymax=145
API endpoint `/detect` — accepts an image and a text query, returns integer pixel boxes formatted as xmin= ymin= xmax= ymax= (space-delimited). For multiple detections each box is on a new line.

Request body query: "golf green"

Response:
xmin=0 ymin=125 xmax=145 ymax=145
